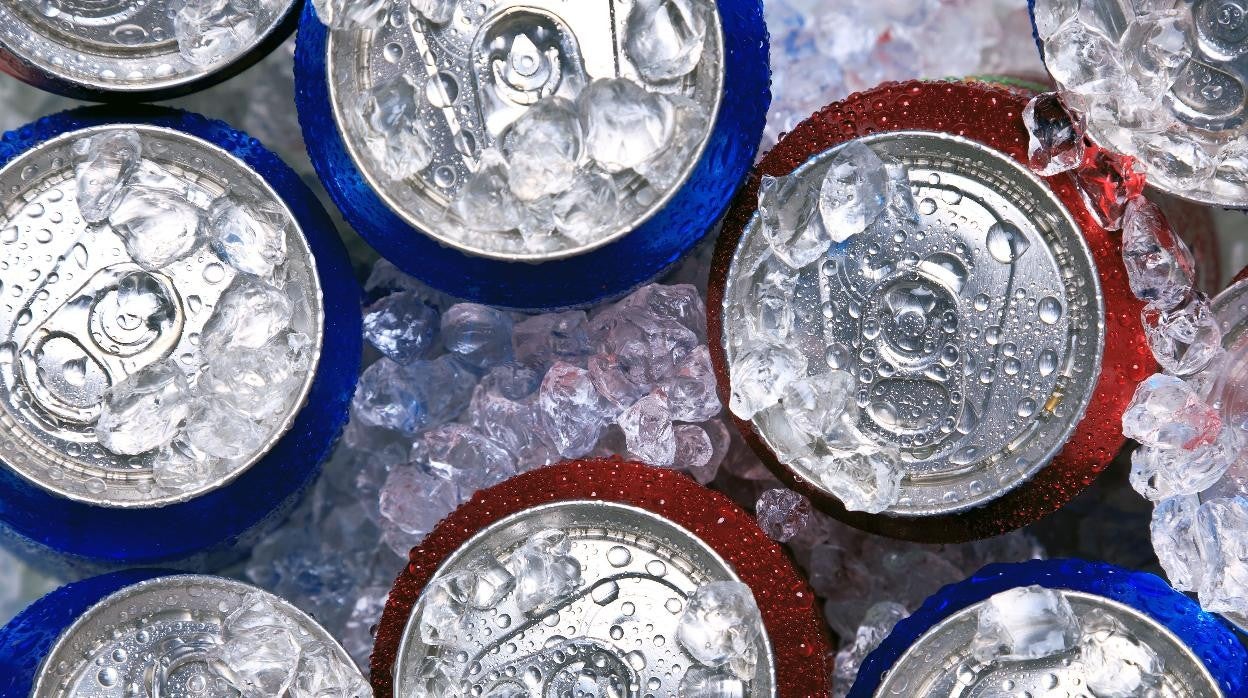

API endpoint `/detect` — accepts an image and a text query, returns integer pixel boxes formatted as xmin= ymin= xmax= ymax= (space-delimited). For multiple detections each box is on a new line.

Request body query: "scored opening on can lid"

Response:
xmin=325 ymin=0 xmax=726 ymax=262
xmin=393 ymin=499 xmax=777 ymax=697
xmin=0 ymin=123 xmax=325 ymax=510
xmin=872 ymin=590 xmax=1220 ymax=696
xmin=31 ymin=574 xmax=356 ymax=696
xmin=0 ymin=0 xmax=299 ymax=99
xmin=721 ymin=130 xmax=1106 ymax=519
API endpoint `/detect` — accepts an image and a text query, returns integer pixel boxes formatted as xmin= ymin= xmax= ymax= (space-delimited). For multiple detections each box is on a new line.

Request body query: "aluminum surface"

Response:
xmin=723 ymin=131 xmax=1106 ymax=517
xmin=393 ymin=500 xmax=777 ymax=697
xmin=873 ymin=591 xmax=1221 ymax=697
xmin=0 ymin=0 xmax=296 ymax=95
xmin=31 ymin=574 xmax=356 ymax=697
xmin=326 ymin=0 xmax=725 ymax=261
xmin=0 ymin=124 xmax=324 ymax=509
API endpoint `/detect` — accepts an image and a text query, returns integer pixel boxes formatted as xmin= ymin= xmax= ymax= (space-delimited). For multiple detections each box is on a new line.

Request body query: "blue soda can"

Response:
xmin=0 ymin=0 xmax=302 ymax=102
xmin=0 ymin=570 xmax=368 ymax=696
xmin=851 ymin=558 xmax=1248 ymax=697
xmin=294 ymin=0 xmax=770 ymax=310
xmin=0 ymin=107 xmax=361 ymax=573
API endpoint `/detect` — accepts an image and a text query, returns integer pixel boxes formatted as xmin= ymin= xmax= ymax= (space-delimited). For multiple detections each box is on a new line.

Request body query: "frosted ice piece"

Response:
xmin=351 ymin=355 xmax=476 ymax=434
xmin=803 ymin=448 xmax=903 ymax=514
xmin=174 ymin=0 xmax=260 ymax=67
xmin=758 ymin=173 xmax=829 ymax=269
xmin=202 ymin=275 xmax=293 ymax=351
xmin=552 ymin=171 xmax=620 ymax=244
xmin=73 ymin=130 xmax=142 ymax=223
xmin=184 ymin=395 xmax=268 ymax=460
xmin=454 ymin=149 xmax=525 ymax=233
xmin=727 ymin=339 xmax=806 ymax=419
xmin=1023 ymin=92 xmax=1085 ymax=176
xmin=152 ymin=437 xmax=221 ymax=493
xmin=363 ymin=291 xmax=439 ymax=365
xmin=673 ymin=423 xmax=714 ymax=473
xmin=1122 ymin=374 xmax=1220 ymax=451
xmin=1129 ymin=426 xmax=1238 ymax=501
xmin=109 ymin=184 xmax=204 ymax=270
xmin=675 ymin=581 xmax=764 ymax=679
xmin=513 ymin=311 xmax=592 ymax=371
xmin=970 ymin=585 xmax=1079 ymax=663
xmin=1080 ymin=609 xmax=1164 ymax=698
xmin=1119 ymin=8 xmax=1193 ymax=92
xmin=1142 ymin=294 xmax=1223 ymax=376
xmin=1121 ymin=198 xmax=1195 ymax=311
xmin=96 ymin=359 xmax=191 ymax=456
xmin=677 ymin=666 xmax=746 ymax=698
xmin=579 ymin=78 xmax=675 ymax=173
xmin=1193 ymin=496 xmax=1248 ymax=617
xmin=539 ymin=362 xmax=617 ymax=457
xmin=1134 ymin=127 xmax=1216 ymax=193
xmin=379 ymin=465 xmax=460 ymax=542
xmin=442 ymin=304 xmax=514 ymax=370
xmin=311 ymin=0 xmax=391 ymax=31
xmin=832 ymin=602 xmax=909 ymax=698
xmin=199 ymin=339 xmax=299 ymax=419
xmin=462 ymin=555 xmax=516 ymax=609
xmin=501 ymin=97 xmax=584 ymax=202
xmin=621 ymin=283 xmax=708 ymax=341
xmin=509 ymin=529 xmax=582 ymax=614
xmin=1046 ymin=22 xmax=1129 ymax=104
xmin=617 ymin=393 xmax=677 ymax=466
xmin=1150 ymin=495 xmax=1203 ymax=592
xmin=468 ymin=385 xmax=556 ymax=469
xmin=207 ymin=194 xmax=289 ymax=278
xmin=1032 ymin=0 xmax=1079 ymax=40
xmin=634 ymin=95 xmax=710 ymax=191
xmin=625 ymin=0 xmax=708 ymax=82
xmin=216 ymin=594 xmax=302 ymax=698
xmin=422 ymin=424 xmax=517 ymax=492
xmin=411 ymin=656 xmax=464 ymax=698
xmin=478 ymin=363 xmax=542 ymax=400
xmin=290 ymin=641 xmax=372 ymax=698
xmin=755 ymin=488 xmax=812 ymax=543
xmin=419 ymin=572 xmax=473 ymax=645
xmin=411 ymin=0 xmax=456 ymax=24
xmin=659 ymin=345 xmax=722 ymax=422
xmin=817 ymin=141 xmax=893 ymax=244
xmin=363 ymin=74 xmax=434 ymax=181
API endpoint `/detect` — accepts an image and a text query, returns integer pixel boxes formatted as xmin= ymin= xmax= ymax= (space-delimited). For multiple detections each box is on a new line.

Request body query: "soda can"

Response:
xmin=0 ymin=107 xmax=361 ymax=572
xmin=707 ymin=79 xmax=1152 ymax=543
xmin=294 ymin=0 xmax=770 ymax=311
xmin=849 ymin=559 xmax=1248 ymax=697
xmin=369 ymin=459 xmax=831 ymax=697
xmin=0 ymin=570 xmax=368 ymax=695
xmin=1027 ymin=0 xmax=1248 ymax=207
xmin=0 ymin=0 xmax=301 ymax=102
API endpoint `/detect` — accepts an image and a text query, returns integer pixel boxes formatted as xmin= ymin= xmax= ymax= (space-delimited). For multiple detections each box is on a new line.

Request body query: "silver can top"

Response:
xmin=0 ymin=124 xmax=324 ymax=509
xmin=722 ymin=131 xmax=1106 ymax=517
xmin=325 ymin=0 xmax=726 ymax=261
xmin=393 ymin=500 xmax=777 ymax=697
xmin=872 ymin=590 xmax=1221 ymax=697
xmin=0 ymin=0 xmax=297 ymax=97
xmin=32 ymin=574 xmax=365 ymax=697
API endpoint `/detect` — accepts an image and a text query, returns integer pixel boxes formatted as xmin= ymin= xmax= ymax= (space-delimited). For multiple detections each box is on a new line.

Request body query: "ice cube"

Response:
xmin=1119 ymin=8 xmax=1193 ymax=91
xmin=418 ymin=572 xmax=473 ymax=645
xmin=1032 ymin=0 xmax=1079 ymax=40
xmin=378 ymin=465 xmax=461 ymax=544
xmin=1079 ymin=609 xmax=1164 ymax=698
xmin=184 ymin=395 xmax=268 ymax=461
xmin=351 ymin=355 xmax=476 ymax=434
xmin=290 ymin=641 xmax=372 ymax=698
xmin=410 ymin=0 xmax=456 ymax=24
xmin=73 ymin=130 xmax=142 ymax=223
xmin=1129 ymin=426 xmax=1237 ymax=501
xmin=201 ymin=275 xmax=293 ymax=351
xmin=1121 ymin=374 xmax=1220 ymax=451
xmin=512 ymin=312 xmax=592 ymax=371
xmin=758 ymin=173 xmax=829 ymax=269
xmin=363 ymin=291 xmax=440 ymax=365
xmin=1133 ymin=126 xmax=1215 ymax=193
xmin=970 ymin=585 xmax=1079 ymax=663
xmin=442 ymin=304 xmax=514 ymax=370
xmin=634 ymin=96 xmax=711 ymax=191
xmin=673 ymin=423 xmax=715 ymax=475
xmin=624 ymin=0 xmax=708 ymax=82
xmin=552 ymin=171 xmax=620 ymax=244
xmin=818 ymin=141 xmax=893 ymax=244
xmin=755 ymin=488 xmax=812 ymax=543
xmin=174 ymin=0 xmax=260 ymax=67
xmin=198 ymin=339 xmax=300 ymax=419
xmin=579 ymin=78 xmax=675 ymax=173
xmin=468 ymin=385 xmax=556 ymax=469
xmin=1150 ymin=495 xmax=1203 ymax=592
xmin=454 ymin=149 xmax=525 ymax=234
xmin=362 ymin=74 xmax=434 ymax=180
xmin=1045 ymin=22 xmax=1129 ymax=105
xmin=1023 ymin=92 xmax=1085 ymax=176
xmin=1141 ymin=293 xmax=1222 ymax=376
xmin=311 ymin=0 xmax=391 ymax=31
xmin=803 ymin=448 xmax=903 ymax=514
xmin=617 ymin=393 xmax=677 ymax=467
xmin=109 ymin=184 xmax=204 ymax=270
xmin=675 ymin=581 xmax=764 ymax=679
xmin=620 ymin=283 xmax=708 ymax=341
xmin=658 ymin=346 xmax=721 ymax=422
xmin=509 ymin=530 xmax=582 ymax=614
xmin=152 ymin=437 xmax=221 ymax=494
xmin=501 ymin=97 xmax=584 ymax=202
xmin=539 ymin=362 xmax=617 ymax=457
xmin=728 ymin=339 xmax=806 ymax=419
xmin=207 ymin=194 xmax=289 ymax=278
xmin=422 ymin=424 xmax=517 ymax=491
xmin=832 ymin=602 xmax=909 ymax=698
xmin=677 ymin=666 xmax=746 ymax=698
xmin=96 ymin=360 xmax=191 ymax=456
xmin=1121 ymin=198 xmax=1195 ymax=311
xmin=462 ymin=555 xmax=516 ymax=609
xmin=216 ymin=594 xmax=302 ymax=697
xmin=1193 ymin=496 xmax=1248 ymax=617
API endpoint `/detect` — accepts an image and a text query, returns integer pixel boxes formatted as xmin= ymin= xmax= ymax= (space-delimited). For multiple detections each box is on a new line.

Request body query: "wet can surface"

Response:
xmin=0 ymin=0 xmax=301 ymax=102
xmin=849 ymin=559 xmax=1248 ymax=697
xmin=0 ymin=571 xmax=366 ymax=696
xmin=294 ymin=0 xmax=770 ymax=310
xmin=707 ymin=80 xmax=1153 ymax=543
xmin=0 ymin=107 xmax=361 ymax=572
xmin=370 ymin=459 xmax=832 ymax=697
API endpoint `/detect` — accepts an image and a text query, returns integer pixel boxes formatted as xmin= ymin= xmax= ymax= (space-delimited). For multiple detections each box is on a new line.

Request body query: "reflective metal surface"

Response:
xmin=874 ymin=591 xmax=1221 ymax=697
xmin=31 ymin=574 xmax=356 ymax=697
xmin=326 ymin=0 xmax=725 ymax=261
xmin=723 ymin=131 xmax=1106 ymax=517
xmin=393 ymin=500 xmax=777 ymax=697
xmin=0 ymin=124 xmax=324 ymax=509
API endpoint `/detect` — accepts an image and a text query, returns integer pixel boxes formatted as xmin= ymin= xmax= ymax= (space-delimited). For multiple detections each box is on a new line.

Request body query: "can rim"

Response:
xmin=706 ymin=79 xmax=1155 ymax=542
xmin=368 ymin=458 xmax=832 ymax=698
xmin=848 ymin=559 xmax=1248 ymax=697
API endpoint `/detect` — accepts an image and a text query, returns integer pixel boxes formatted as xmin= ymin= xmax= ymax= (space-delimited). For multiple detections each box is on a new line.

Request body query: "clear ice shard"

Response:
xmin=363 ymin=291 xmax=439 ymax=366
xmin=728 ymin=339 xmax=806 ymax=419
xmin=202 ymin=275 xmax=293 ymax=351
xmin=1121 ymin=374 xmax=1220 ymax=451
xmin=970 ymin=585 xmax=1079 ymax=663
xmin=617 ymin=392 xmax=677 ymax=466
xmin=552 ymin=172 xmax=620 ymax=244
xmin=539 ymin=362 xmax=617 ymax=458
xmin=379 ymin=465 xmax=460 ymax=544
xmin=501 ymin=97 xmax=584 ymax=203
xmin=312 ymin=0 xmax=391 ymax=31
xmin=509 ymin=529 xmax=582 ymax=614
xmin=95 ymin=359 xmax=191 ymax=456
xmin=108 ymin=184 xmax=204 ymax=270
xmin=1150 ymin=495 xmax=1204 ymax=592
xmin=1129 ymin=426 xmax=1237 ymax=501
xmin=422 ymin=423 xmax=517 ymax=492
xmin=152 ymin=438 xmax=220 ymax=494
xmin=624 ymin=0 xmax=709 ymax=82
xmin=174 ymin=0 xmax=260 ymax=67
xmin=802 ymin=448 xmax=903 ymax=514
xmin=351 ymin=355 xmax=476 ymax=434
xmin=758 ymin=173 xmax=829 ymax=269
xmin=215 ymin=593 xmax=302 ymax=698
xmin=454 ymin=149 xmax=525 ymax=234
xmin=184 ymin=395 xmax=268 ymax=460
xmin=1023 ymin=92 xmax=1085 ymax=176
xmin=579 ymin=78 xmax=675 ymax=173
xmin=290 ymin=641 xmax=372 ymax=698
xmin=818 ymin=141 xmax=892 ymax=244
xmin=73 ymin=130 xmax=142 ymax=224
xmin=1141 ymin=293 xmax=1223 ymax=376
xmin=755 ymin=488 xmax=812 ymax=543
xmin=207 ymin=194 xmax=289 ymax=278
xmin=363 ymin=74 xmax=435 ymax=181
xmin=1121 ymin=198 xmax=1195 ymax=311
xmin=675 ymin=581 xmax=764 ymax=680
xmin=1080 ymin=609 xmax=1164 ymax=698
xmin=198 ymin=339 xmax=300 ymax=419
xmin=441 ymin=304 xmax=514 ymax=370
xmin=418 ymin=572 xmax=472 ymax=646
xmin=1193 ymin=496 xmax=1248 ymax=617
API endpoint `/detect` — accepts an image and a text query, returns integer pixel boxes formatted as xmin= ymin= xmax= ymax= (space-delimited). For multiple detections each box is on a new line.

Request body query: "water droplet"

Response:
xmin=645 ymin=559 xmax=667 ymax=577
xmin=1017 ymin=398 xmax=1037 ymax=418
xmin=606 ymin=546 xmax=632 ymax=567
xmin=71 ymin=243 xmax=88 ymax=268
xmin=0 ymin=226 xmax=16 ymax=244
xmin=918 ymin=198 xmax=937 ymax=215
xmin=591 ymin=581 xmax=620 ymax=605
xmin=1037 ymin=296 xmax=1063 ymax=324
xmin=825 ymin=342 xmax=851 ymax=370
xmin=1038 ymin=349 xmax=1059 ymax=377
xmin=97 ymin=667 xmax=120 ymax=687
xmin=35 ymin=228 xmax=52 ymax=243
xmin=941 ymin=187 xmax=963 ymax=204
xmin=203 ymin=263 xmax=225 ymax=284
xmin=985 ymin=221 xmax=1031 ymax=263
xmin=425 ymin=72 xmax=459 ymax=108
xmin=610 ymin=625 xmax=624 ymax=640
xmin=383 ymin=42 xmax=405 ymax=63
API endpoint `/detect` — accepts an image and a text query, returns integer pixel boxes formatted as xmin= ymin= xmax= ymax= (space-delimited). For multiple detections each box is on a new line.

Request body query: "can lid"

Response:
xmin=370 ymin=459 xmax=832 ymax=698
xmin=0 ymin=121 xmax=325 ymax=509
xmin=1028 ymin=0 xmax=1248 ymax=207
xmin=707 ymin=80 xmax=1153 ymax=542
xmin=0 ymin=1 xmax=298 ymax=100
xmin=850 ymin=559 xmax=1248 ymax=697
xmin=31 ymin=574 xmax=362 ymax=696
